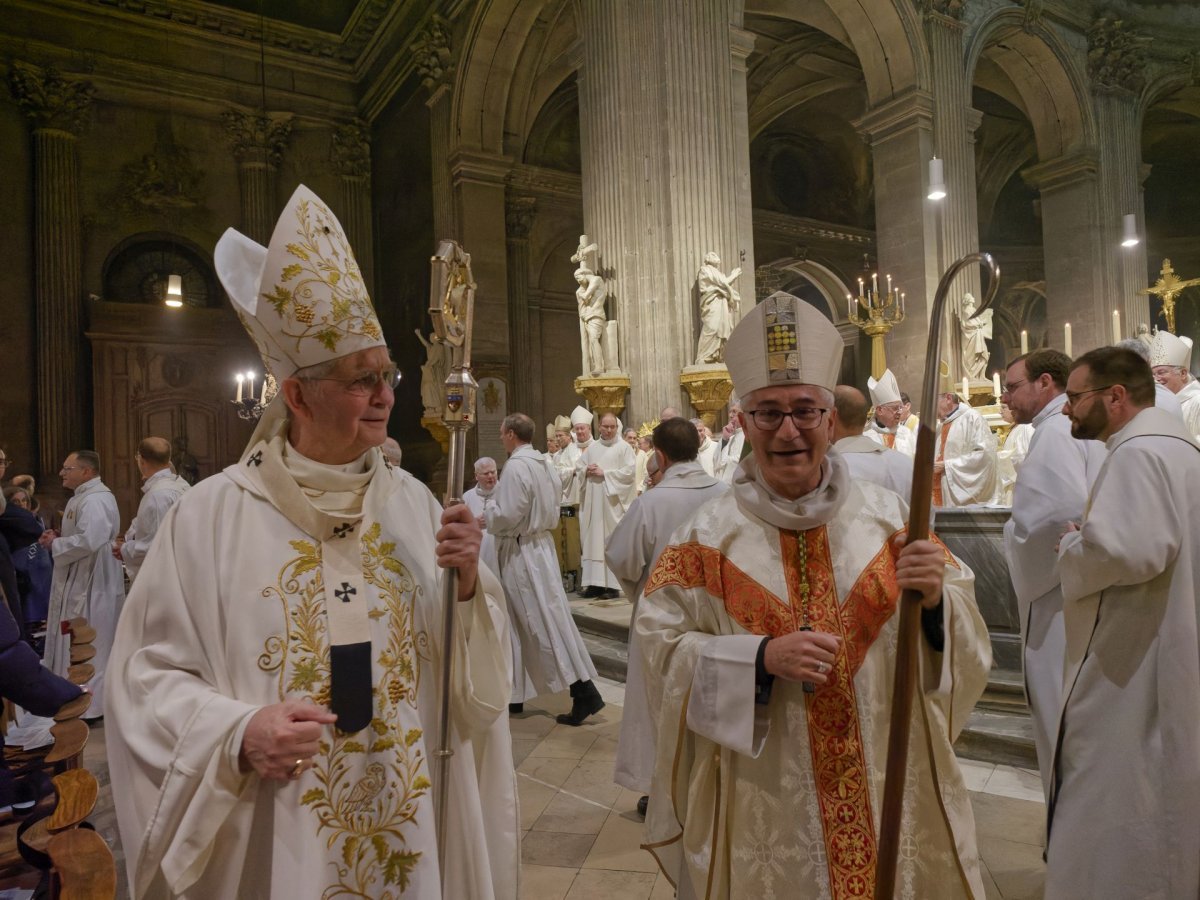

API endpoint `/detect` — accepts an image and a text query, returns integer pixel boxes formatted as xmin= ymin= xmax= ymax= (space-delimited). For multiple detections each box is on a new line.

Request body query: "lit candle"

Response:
xmin=872 ymin=273 xmax=878 ymax=295
xmin=847 ymin=293 xmax=853 ymax=320
xmin=993 ymin=372 xmax=1002 ymax=399
xmin=1112 ymin=309 xmax=1121 ymax=344
xmin=858 ymin=277 xmax=864 ymax=295
xmin=962 ymin=376 xmax=970 ymax=400
xmin=900 ymin=291 xmax=905 ymax=315
xmin=1020 ymin=330 xmax=1028 ymax=354
xmin=260 ymin=375 xmax=267 ymax=404
xmin=886 ymin=273 xmax=892 ymax=295
xmin=236 ymin=373 xmax=244 ymax=403
xmin=1064 ymin=323 xmax=1072 ymax=357
xmin=247 ymin=371 xmax=256 ymax=402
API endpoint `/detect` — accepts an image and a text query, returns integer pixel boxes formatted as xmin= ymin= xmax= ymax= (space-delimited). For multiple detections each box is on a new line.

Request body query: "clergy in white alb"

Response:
xmin=692 ymin=419 xmax=719 ymax=475
xmin=576 ymin=411 xmax=637 ymax=595
xmin=864 ymin=368 xmax=916 ymax=457
xmin=831 ymin=386 xmax=913 ymax=498
xmin=105 ymin=186 xmax=518 ymax=900
xmin=604 ymin=418 xmax=728 ymax=799
xmin=1047 ymin=346 xmax=1200 ymax=899
xmin=550 ymin=415 xmax=583 ymax=580
xmin=714 ymin=399 xmax=746 ymax=485
xmin=115 ymin=437 xmax=190 ymax=582
xmin=637 ymin=292 xmax=991 ymax=899
xmin=486 ymin=414 xmax=603 ymax=724
xmin=1150 ymin=329 xmax=1200 ymax=438
xmin=463 ymin=457 xmax=500 ymax=578
xmin=999 ymin=350 xmax=1105 ymax=799
xmin=41 ymin=450 xmax=124 ymax=720
xmin=933 ymin=392 xmax=997 ymax=507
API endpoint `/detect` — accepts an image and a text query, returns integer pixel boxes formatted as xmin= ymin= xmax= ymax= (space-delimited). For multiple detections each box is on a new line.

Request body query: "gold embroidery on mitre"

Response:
xmin=257 ymin=523 xmax=430 ymax=896
xmin=261 ymin=195 xmax=383 ymax=359
xmin=763 ymin=295 xmax=801 ymax=384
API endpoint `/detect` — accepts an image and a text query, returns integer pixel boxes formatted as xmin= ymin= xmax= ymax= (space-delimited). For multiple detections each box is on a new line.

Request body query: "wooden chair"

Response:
xmin=66 ymin=665 xmax=94 ymax=686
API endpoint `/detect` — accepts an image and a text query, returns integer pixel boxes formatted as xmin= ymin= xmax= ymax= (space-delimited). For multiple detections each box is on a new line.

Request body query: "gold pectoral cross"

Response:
xmin=1139 ymin=259 xmax=1200 ymax=334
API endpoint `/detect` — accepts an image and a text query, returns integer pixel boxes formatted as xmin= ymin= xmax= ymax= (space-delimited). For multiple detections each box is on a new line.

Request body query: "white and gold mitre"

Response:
xmin=570 ymin=405 xmax=592 ymax=427
xmin=1150 ymin=331 xmax=1193 ymax=369
xmin=214 ymin=184 xmax=384 ymax=379
xmin=867 ymin=368 xmax=902 ymax=407
xmin=554 ymin=414 xmax=572 ymax=432
xmin=725 ymin=291 xmax=842 ymax=396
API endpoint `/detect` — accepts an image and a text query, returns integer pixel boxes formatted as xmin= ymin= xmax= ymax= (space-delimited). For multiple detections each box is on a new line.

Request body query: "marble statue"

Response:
xmin=694 ymin=252 xmax=742 ymax=365
xmin=958 ymin=292 xmax=993 ymax=381
xmin=415 ymin=328 xmax=448 ymax=413
xmin=576 ymin=267 xmax=608 ymax=377
xmin=571 ymin=234 xmax=599 ymax=278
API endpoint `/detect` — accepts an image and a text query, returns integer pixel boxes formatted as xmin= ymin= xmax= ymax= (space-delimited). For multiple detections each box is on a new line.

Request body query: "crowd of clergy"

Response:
xmin=12 ymin=183 xmax=1197 ymax=899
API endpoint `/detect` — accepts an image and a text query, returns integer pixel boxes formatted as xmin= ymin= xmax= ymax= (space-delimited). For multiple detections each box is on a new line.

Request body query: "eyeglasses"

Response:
xmin=1064 ymin=385 xmax=1115 ymax=405
xmin=1001 ymin=379 xmax=1028 ymax=395
xmin=744 ymin=407 xmax=829 ymax=431
xmin=308 ymin=366 xmax=401 ymax=395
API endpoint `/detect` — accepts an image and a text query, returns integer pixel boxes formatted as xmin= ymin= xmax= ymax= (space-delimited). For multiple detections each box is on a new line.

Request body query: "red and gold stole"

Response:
xmin=882 ymin=432 xmax=896 ymax=450
xmin=931 ymin=420 xmax=953 ymax=507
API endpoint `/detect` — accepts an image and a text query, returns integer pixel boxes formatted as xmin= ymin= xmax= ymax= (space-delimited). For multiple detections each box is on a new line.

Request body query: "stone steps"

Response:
xmin=571 ymin=599 xmax=1037 ymax=767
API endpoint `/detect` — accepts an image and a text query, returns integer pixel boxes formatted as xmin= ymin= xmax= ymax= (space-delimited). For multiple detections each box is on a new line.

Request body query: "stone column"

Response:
xmin=9 ymin=62 xmax=94 ymax=477
xmin=1023 ymin=153 xmax=1109 ymax=353
xmin=1088 ymin=16 xmax=1151 ymax=336
xmin=412 ymin=15 xmax=456 ymax=242
xmin=505 ymin=196 xmax=537 ymax=412
xmin=222 ymin=110 xmax=293 ymax=244
xmin=575 ymin=0 xmax=756 ymax=423
xmin=331 ymin=118 xmax=374 ymax=292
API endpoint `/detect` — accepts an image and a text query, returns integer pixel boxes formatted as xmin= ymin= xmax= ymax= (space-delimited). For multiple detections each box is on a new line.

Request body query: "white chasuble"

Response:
xmin=1048 ymin=408 xmax=1200 ymax=899
xmin=485 ymin=445 xmax=595 ymax=701
xmin=637 ymin=469 xmax=990 ymax=900
xmin=106 ymin=433 xmax=518 ymax=900
xmin=934 ymin=403 xmax=997 ymax=507
xmin=832 ymin=436 xmax=913 ymax=499
xmin=576 ymin=437 xmax=637 ymax=588
xmin=1178 ymin=378 xmax=1200 ymax=439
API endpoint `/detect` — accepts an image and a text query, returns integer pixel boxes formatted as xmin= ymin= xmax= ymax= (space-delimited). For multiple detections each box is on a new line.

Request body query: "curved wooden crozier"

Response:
xmin=873 ymin=253 xmax=999 ymax=900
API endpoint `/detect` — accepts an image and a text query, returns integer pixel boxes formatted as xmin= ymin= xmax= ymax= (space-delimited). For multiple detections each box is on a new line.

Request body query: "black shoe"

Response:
xmin=508 ymin=703 xmax=524 ymax=715
xmin=556 ymin=680 xmax=605 ymax=726
xmin=636 ymin=795 xmax=649 ymax=818
xmin=599 ymin=588 xmax=620 ymax=600
xmin=579 ymin=586 xmax=602 ymax=599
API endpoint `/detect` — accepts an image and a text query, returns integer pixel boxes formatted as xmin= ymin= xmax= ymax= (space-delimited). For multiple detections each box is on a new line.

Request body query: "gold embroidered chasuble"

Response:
xmin=105 ymin=427 xmax=518 ymax=899
xmin=636 ymin=475 xmax=990 ymax=900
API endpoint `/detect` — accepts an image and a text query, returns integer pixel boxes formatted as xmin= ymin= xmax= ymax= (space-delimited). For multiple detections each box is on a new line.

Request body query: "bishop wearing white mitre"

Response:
xmin=106 ymin=186 xmax=518 ymax=899
xmin=1150 ymin=329 xmax=1200 ymax=439
xmin=863 ymin=368 xmax=916 ymax=457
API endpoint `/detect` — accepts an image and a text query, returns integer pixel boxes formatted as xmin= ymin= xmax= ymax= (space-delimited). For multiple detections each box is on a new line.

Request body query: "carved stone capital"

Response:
xmin=915 ymin=0 xmax=964 ymax=21
xmin=1087 ymin=16 xmax=1149 ymax=94
xmin=505 ymin=196 xmax=537 ymax=241
xmin=573 ymin=375 xmax=630 ymax=421
xmin=8 ymin=62 xmax=94 ymax=133
xmin=411 ymin=15 xmax=455 ymax=93
xmin=222 ymin=110 xmax=293 ymax=167
xmin=1019 ymin=0 xmax=1045 ymax=34
xmin=330 ymin=119 xmax=371 ymax=179
xmin=679 ymin=367 xmax=734 ymax=430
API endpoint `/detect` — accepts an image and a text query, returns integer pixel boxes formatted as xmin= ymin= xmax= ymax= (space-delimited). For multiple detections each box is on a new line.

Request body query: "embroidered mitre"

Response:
xmin=725 ymin=291 xmax=842 ymax=396
xmin=868 ymin=368 xmax=902 ymax=407
xmin=1150 ymin=331 xmax=1193 ymax=369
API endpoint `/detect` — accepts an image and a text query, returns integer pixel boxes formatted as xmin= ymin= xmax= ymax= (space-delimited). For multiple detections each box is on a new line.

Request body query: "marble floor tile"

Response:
xmin=958 ymin=757 xmax=996 ymax=792
xmin=521 ymin=831 xmax=598 ymax=869
xmin=511 ymin=736 xmax=541 ymax=767
xmin=970 ymin=791 xmax=1046 ymax=847
xmin=564 ymin=868 xmax=657 ymax=900
xmin=979 ymin=835 xmax=1046 ymax=900
xmin=980 ymin=859 xmax=1002 ymax=900
xmin=561 ymin=758 xmax=624 ymax=807
xmin=533 ymin=791 xmax=612 ymax=836
xmin=529 ymin=724 xmax=600 ymax=760
xmin=650 ymin=873 xmax=676 ymax=900
xmin=582 ymin=808 xmax=659 ymax=873
xmin=520 ymin=864 xmax=578 ymax=900
xmin=984 ymin=764 xmax=1046 ymax=803
xmin=518 ymin=776 xmax=560 ymax=830
xmin=518 ymin=754 xmax=582 ymax=788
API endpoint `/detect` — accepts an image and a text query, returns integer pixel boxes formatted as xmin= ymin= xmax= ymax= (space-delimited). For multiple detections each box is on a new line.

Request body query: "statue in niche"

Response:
xmin=576 ymin=267 xmax=608 ymax=377
xmin=414 ymin=328 xmax=448 ymax=414
xmin=694 ymin=252 xmax=742 ymax=365
xmin=958 ymin=292 xmax=993 ymax=381
xmin=571 ymin=234 xmax=599 ymax=278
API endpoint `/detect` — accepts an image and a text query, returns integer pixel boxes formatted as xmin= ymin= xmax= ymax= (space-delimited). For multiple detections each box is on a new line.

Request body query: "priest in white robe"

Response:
xmin=714 ymin=398 xmax=746 ymax=485
xmin=1048 ymin=346 xmax=1200 ymax=898
xmin=486 ymin=413 xmax=602 ymax=724
xmin=638 ymin=292 xmax=991 ymax=899
xmin=115 ymin=437 xmax=190 ymax=582
xmin=692 ymin=420 xmax=719 ymax=475
xmin=550 ymin=415 xmax=583 ymax=582
xmin=1000 ymin=350 xmax=1105 ymax=799
xmin=576 ymin=410 xmax=637 ymax=598
xmin=933 ymin=391 xmax=997 ymax=507
xmin=106 ymin=186 xmax=517 ymax=900
xmin=1150 ymin=329 xmax=1200 ymax=438
xmin=463 ymin=457 xmax=499 ymax=577
xmin=863 ymin=368 xmax=916 ymax=457
xmin=832 ymin=386 xmax=913 ymax=498
xmin=40 ymin=449 xmax=124 ymax=720
xmin=605 ymin=418 xmax=728 ymax=809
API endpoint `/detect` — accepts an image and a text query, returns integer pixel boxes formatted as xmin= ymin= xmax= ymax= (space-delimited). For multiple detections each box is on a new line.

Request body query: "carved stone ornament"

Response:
xmin=916 ymin=0 xmax=965 ymax=20
xmin=505 ymin=196 xmax=537 ymax=241
xmin=222 ymin=110 xmax=294 ymax=167
xmin=8 ymin=62 xmax=94 ymax=132
xmin=330 ymin=119 xmax=371 ymax=179
xmin=680 ymin=367 xmax=734 ymax=431
xmin=1087 ymin=16 xmax=1149 ymax=93
xmin=573 ymin=374 xmax=630 ymax=421
xmin=411 ymin=15 xmax=454 ymax=92
xmin=1019 ymin=0 xmax=1045 ymax=33
xmin=118 ymin=146 xmax=204 ymax=213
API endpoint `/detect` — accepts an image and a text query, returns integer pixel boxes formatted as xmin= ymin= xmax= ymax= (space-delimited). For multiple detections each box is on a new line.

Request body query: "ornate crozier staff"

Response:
xmin=428 ymin=240 xmax=479 ymax=878
xmin=874 ymin=253 xmax=999 ymax=900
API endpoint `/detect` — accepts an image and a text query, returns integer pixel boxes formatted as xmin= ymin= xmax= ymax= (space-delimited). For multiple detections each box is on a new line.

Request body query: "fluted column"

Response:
xmin=412 ymin=16 xmax=456 ymax=241
xmin=505 ymin=196 xmax=537 ymax=412
xmin=9 ymin=62 xmax=94 ymax=477
xmin=331 ymin=119 xmax=374 ymax=292
xmin=222 ymin=110 xmax=293 ymax=243
xmin=576 ymin=0 xmax=755 ymax=423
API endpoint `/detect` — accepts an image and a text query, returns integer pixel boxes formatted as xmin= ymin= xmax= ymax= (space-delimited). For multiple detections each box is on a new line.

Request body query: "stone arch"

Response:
xmin=965 ymin=11 xmax=1095 ymax=160
xmin=760 ymin=257 xmax=853 ymax=324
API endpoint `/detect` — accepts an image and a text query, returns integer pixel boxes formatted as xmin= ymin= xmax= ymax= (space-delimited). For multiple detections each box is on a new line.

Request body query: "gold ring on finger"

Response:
xmin=290 ymin=758 xmax=305 ymax=779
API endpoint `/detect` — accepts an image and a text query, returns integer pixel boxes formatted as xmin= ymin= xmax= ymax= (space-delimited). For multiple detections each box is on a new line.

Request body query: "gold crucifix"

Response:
xmin=1139 ymin=259 xmax=1200 ymax=334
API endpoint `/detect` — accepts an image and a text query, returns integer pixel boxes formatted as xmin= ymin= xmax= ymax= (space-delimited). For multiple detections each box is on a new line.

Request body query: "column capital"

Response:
xmin=505 ymin=195 xmax=537 ymax=241
xmin=222 ymin=110 xmax=293 ymax=167
xmin=330 ymin=118 xmax=371 ymax=179
xmin=8 ymin=62 xmax=94 ymax=133
xmin=1087 ymin=15 xmax=1148 ymax=95
xmin=1021 ymin=151 xmax=1100 ymax=193
xmin=854 ymin=90 xmax=934 ymax=145
xmin=411 ymin=14 xmax=455 ymax=94
xmin=915 ymin=0 xmax=965 ymax=24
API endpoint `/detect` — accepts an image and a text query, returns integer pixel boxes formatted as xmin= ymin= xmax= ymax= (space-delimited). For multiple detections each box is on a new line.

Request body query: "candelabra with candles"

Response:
xmin=847 ymin=273 xmax=905 ymax=380
xmin=231 ymin=369 xmax=278 ymax=420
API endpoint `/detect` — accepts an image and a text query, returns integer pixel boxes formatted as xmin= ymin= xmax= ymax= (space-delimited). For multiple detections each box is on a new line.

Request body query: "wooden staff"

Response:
xmin=428 ymin=240 xmax=479 ymax=880
xmin=874 ymin=252 xmax=999 ymax=899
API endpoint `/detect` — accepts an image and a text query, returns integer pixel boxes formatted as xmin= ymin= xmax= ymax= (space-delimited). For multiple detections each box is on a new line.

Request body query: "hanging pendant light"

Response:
xmin=927 ymin=157 xmax=947 ymax=201
xmin=165 ymin=273 xmax=184 ymax=307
